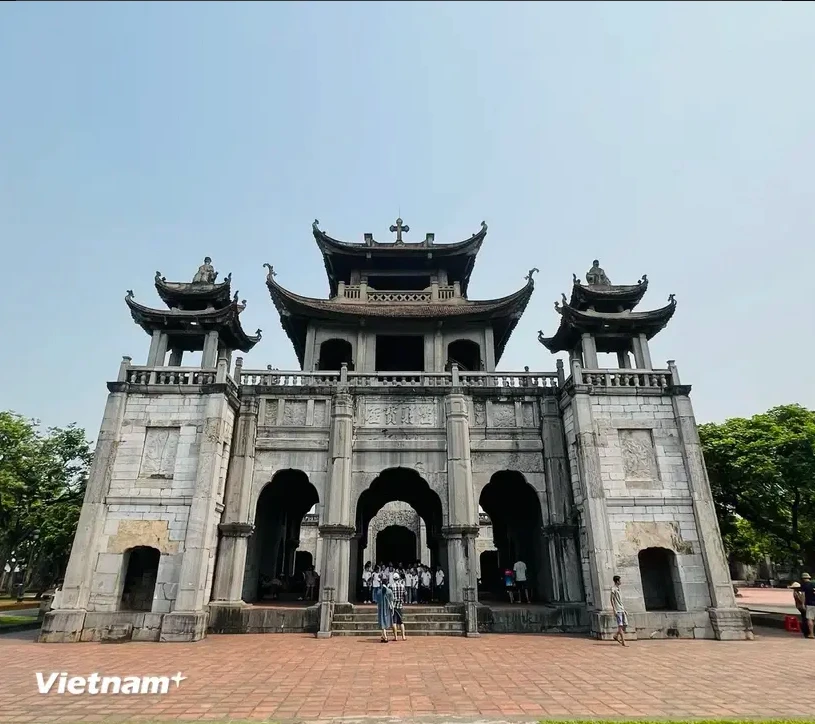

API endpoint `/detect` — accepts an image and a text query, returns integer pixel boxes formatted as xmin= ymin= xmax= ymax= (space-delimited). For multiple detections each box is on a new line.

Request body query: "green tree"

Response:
xmin=699 ymin=404 xmax=815 ymax=571
xmin=0 ymin=412 xmax=92 ymax=593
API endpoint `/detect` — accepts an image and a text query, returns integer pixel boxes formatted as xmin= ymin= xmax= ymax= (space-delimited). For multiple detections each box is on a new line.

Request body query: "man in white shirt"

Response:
xmin=419 ymin=567 xmax=432 ymax=604
xmin=434 ymin=567 xmax=445 ymax=602
xmin=371 ymin=567 xmax=382 ymax=604
xmin=513 ymin=559 xmax=530 ymax=603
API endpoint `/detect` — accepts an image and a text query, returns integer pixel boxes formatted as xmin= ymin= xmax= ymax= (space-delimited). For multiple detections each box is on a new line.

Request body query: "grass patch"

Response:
xmin=0 ymin=615 xmax=37 ymax=626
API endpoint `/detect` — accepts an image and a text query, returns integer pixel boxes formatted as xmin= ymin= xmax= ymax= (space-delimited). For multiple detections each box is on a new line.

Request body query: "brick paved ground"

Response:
xmin=0 ymin=629 xmax=810 ymax=723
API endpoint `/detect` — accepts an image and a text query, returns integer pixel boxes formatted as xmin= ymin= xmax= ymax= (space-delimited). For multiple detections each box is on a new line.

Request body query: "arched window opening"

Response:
xmin=447 ymin=339 xmax=482 ymax=372
xmin=318 ymin=338 xmax=354 ymax=371
xmin=243 ymin=469 xmax=319 ymax=604
xmin=638 ymin=547 xmax=682 ymax=611
xmin=120 ymin=546 xmax=160 ymax=612
xmin=479 ymin=471 xmax=546 ymax=602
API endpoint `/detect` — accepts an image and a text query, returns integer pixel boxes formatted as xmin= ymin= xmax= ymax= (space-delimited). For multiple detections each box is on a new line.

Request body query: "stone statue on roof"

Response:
xmin=586 ymin=259 xmax=611 ymax=286
xmin=192 ymin=257 xmax=218 ymax=284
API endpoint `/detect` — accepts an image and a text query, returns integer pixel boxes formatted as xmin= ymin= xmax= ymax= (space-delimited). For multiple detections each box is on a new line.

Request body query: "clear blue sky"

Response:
xmin=2 ymin=1 xmax=814 ymax=439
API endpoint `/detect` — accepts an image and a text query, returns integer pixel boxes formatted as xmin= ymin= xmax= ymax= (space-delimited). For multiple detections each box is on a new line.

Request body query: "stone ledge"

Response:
xmin=106 ymin=495 xmax=193 ymax=506
xmin=606 ymin=496 xmax=694 ymax=508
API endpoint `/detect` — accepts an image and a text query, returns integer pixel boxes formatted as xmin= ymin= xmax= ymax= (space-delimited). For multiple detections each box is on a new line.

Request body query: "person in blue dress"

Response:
xmin=377 ymin=576 xmax=394 ymax=642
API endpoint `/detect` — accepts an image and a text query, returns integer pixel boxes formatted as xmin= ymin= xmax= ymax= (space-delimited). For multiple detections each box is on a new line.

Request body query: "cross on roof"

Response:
xmin=389 ymin=217 xmax=409 ymax=243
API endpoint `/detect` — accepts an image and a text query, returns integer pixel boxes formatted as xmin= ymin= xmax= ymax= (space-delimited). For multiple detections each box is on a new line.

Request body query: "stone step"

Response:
xmin=332 ymin=620 xmax=465 ymax=632
xmin=333 ymin=613 xmax=463 ymax=622
xmin=332 ymin=628 xmax=465 ymax=637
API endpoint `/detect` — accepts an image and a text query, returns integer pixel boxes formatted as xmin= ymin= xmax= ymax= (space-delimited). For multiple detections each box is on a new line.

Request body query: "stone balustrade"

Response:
xmin=237 ymin=368 xmax=560 ymax=390
xmin=125 ymin=366 xmax=220 ymax=386
xmin=578 ymin=368 xmax=673 ymax=389
xmin=338 ymin=285 xmax=458 ymax=303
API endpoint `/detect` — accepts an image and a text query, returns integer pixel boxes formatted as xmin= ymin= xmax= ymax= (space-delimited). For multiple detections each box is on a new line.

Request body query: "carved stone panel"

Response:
xmin=522 ymin=402 xmax=535 ymax=427
xmin=359 ymin=398 xmax=438 ymax=427
xmin=491 ymin=403 xmax=516 ymax=428
xmin=313 ymin=400 xmax=328 ymax=427
xmin=281 ymin=400 xmax=307 ymax=426
xmin=139 ymin=427 xmax=180 ymax=479
xmin=472 ymin=401 xmax=486 ymax=427
xmin=263 ymin=400 xmax=278 ymax=426
xmin=619 ymin=429 xmax=659 ymax=486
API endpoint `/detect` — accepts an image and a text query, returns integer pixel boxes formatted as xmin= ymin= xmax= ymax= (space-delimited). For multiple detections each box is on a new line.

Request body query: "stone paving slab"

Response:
xmin=0 ymin=631 xmax=811 ymax=723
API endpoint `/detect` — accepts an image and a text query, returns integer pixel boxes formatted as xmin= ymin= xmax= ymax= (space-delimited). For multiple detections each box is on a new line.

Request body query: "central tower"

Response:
xmin=266 ymin=219 xmax=534 ymax=374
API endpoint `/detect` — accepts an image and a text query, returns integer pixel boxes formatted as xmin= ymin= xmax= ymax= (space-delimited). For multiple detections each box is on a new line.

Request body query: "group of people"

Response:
xmin=361 ymin=562 xmax=445 ymax=605
xmin=791 ymin=571 xmax=815 ymax=638
xmin=502 ymin=559 xmax=531 ymax=603
xmin=362 ymin=562 xmax=446 ymax=643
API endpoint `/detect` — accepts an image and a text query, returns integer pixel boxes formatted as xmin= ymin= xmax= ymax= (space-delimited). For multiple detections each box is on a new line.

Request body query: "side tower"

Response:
xmin=540 ymin=261 xmax=752 ymax=640
xmin=40 ymin=259 xmax=260 ymax=643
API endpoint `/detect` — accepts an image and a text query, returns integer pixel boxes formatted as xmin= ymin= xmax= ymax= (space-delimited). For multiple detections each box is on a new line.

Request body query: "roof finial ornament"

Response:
xmin=668 ymin=293 xmax=676 ymax=303
xmin=192 ymin=256 xmax=218 ymax=284
xmin=561 ymin=292 xmax=568 ymax=306
xmin=312 ymin=219 xmax=321 ymax=232
xmin=537 ymin=330 xmax=546 ymax=344
xmin=481 ymin=220 xmax=488 ymax=233
xmin=572 ymin=273 xmax=580 ymax=285
xmin=155 ymin=271 xmax=164 ymax=283
xmin=586 ymin=259 xmax=611 ymax=287
xmin=389 ymin=217 xmax=409 ymax=244
xmin=126 ymin=289 xmax=134 ymax=299
xmin=639 ymin=274 xmax=648 ymax=286
xmin=263 ymin=263 xmax=277 ymax=282
xmin=525 ymin=267 xmax=539 ymax=282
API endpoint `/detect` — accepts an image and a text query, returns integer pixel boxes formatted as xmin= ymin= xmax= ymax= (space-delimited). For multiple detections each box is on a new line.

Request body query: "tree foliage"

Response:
xmin=699 ymin=404 xmax=815 ymax=569
xmin=0 ymin=411 xmax=92 ymax=592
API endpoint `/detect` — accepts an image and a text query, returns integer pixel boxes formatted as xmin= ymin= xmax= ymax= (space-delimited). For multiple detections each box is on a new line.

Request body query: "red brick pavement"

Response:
xmin=0 ymin=630 xmax=809 ymax=723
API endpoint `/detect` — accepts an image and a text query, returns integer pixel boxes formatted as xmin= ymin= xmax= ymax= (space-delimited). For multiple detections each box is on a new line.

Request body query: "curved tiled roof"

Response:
xmin=266 ymin=271 xmax=534 ymax=367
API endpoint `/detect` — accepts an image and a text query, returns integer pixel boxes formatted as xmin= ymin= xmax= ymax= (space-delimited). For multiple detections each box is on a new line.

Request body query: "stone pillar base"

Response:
xmin=159 ymin=611 xmax=208 ymax=642
xmin=589 ymin=610 xmax=639 ymax=641
xmin=39 ymin=609 xmax=87 ymax=643
xmin=708 ymin=607 xmax=754 ymax=640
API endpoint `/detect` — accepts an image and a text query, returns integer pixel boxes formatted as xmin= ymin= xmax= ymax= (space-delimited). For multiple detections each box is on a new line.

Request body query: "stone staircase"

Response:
xmin=332 ymin=604 xmax=465 ymax=636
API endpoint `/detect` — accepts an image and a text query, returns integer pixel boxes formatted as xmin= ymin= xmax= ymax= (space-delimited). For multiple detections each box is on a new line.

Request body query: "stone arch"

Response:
xmin=243 ymin=469 xmax=319 ymax=603
xmin=317 ymin=338 xmax=354 ymax=371
xmin=447 ymin=339 xmax=482 ymax=371
xmin=352 ymin=467 xmax=446 ymax=602
xmin=478 ymin=470 xmax=548 ymax=602
xmin=119 ymin=546 xmax=160 ymax=612
xmin=638 ymin=546 xmax=685 ymax=611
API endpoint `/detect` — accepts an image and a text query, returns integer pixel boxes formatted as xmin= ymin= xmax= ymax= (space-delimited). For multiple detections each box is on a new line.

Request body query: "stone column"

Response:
xmin=147 ymin=330 xmax=168 ymax=366
xmin=40 ymin=358 xmax=131 ymax=642
xmin=540 ymin=396 xmax=583 ymax=603
xmin=319 ymin=390 xmax=354 ymax=603
xmin=161 ymin=377 xmax=233 ymax=642
xmin=568 ymin=363 xmax=616 ymax=637
xmin=631 ymin=334 xmax=653 ymax=369
xmin=580 ymin=333 xmax=598 ymax=368
xmin=201 ymin=330 xmax=220 ymax=368
xmin=443 ymin=526 xmax=479 ymax=603
xmin=669 ymin=375 xmax=752 ymax=639
xmin=211 ymin=398 xmax=259 ymax=604
xmin=444 ymin=392 xmax=478 ymax=602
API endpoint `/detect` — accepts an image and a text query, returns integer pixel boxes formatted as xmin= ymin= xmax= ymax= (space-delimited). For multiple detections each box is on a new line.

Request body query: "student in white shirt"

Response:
xmin=513 ymin=559 xmax=530 ymax=603
xmin=419 ymin=567 xmax=432 ymax=603
xmin=434 ymin=567 xmax=445 ymax=602
xmin=371 ymin=567 xmax=382 ymax=604
xmin=361 ymin=562 xmax=373 ymax=603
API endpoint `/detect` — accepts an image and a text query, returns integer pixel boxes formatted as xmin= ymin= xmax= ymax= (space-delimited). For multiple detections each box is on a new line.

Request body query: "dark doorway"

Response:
xmin=244 ymin=470 xmax=318 ymax=603
xmin=318 ymin=338 xmax=354 ymax=371
xmin=375 ymin=335 xmax=424 ymax=372
xmin=120 ymin=546 xmax=160 ymax=612
xmin=479 ymin=550 xmax=501 ymax=597
xmin=479 ymin=472 xmax=547 ymax=602
xmin=377 ymin=526 xmax=417 ymax=564
xmin=638 ymin=547 xmax=680 ymax=611
xmin=447 ymin=339 xmax=482 ymax=371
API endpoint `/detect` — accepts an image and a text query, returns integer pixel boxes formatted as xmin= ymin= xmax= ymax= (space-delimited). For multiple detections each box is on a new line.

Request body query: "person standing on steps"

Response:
xmin=610 ymin=575 xmax=628 ymax=646
xmin=435 ymin=566 xmax=445 ymax=602
xmin=391 ymin=572 xmax=407 ymax=641
xmin=377 ymin=575 xmax=394 ymax=643
xmin=513 ymin=559 xmax=530 ymax=604
xmin=371 ymin=565 xmax=382 ymax=605
xmin=420 ymin=566 xmax=432 ymax=603
xmin=361 ymin=562 xmax=372 ymax=604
